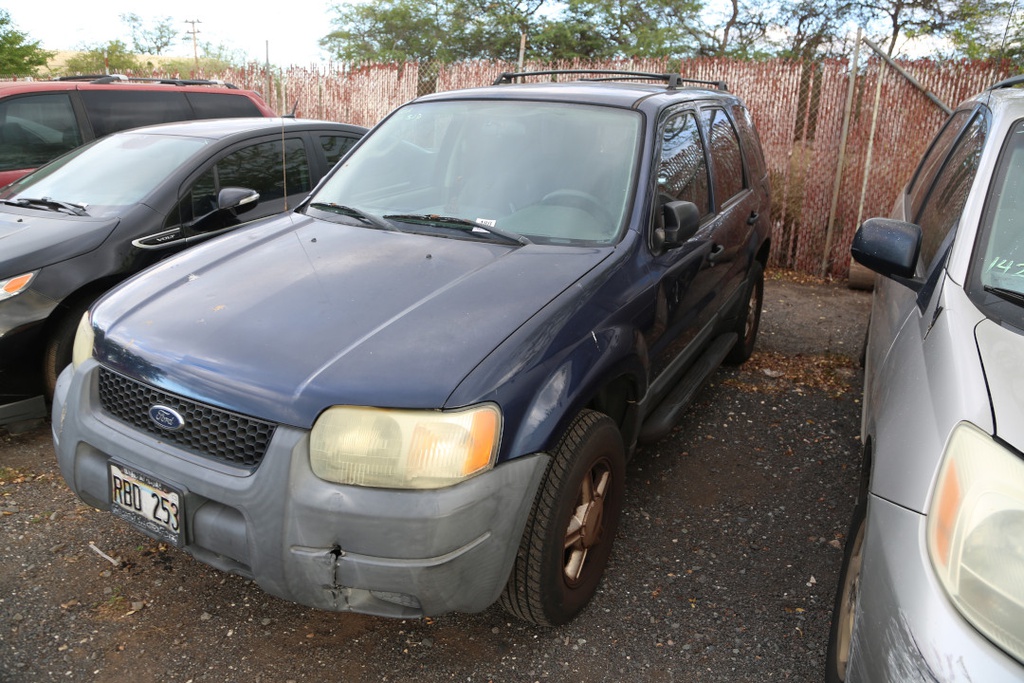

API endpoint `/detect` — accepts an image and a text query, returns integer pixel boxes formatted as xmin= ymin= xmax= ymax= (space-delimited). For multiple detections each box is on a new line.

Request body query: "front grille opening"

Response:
xmin=97 ymin=367 xmax=276 ymax=469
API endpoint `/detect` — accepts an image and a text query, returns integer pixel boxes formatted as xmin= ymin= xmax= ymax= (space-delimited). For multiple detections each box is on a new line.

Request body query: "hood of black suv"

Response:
xmin=92 ymin=213 xmax=613 ymax=428
xmin=0 ymin=209 xmax=120 ymax=275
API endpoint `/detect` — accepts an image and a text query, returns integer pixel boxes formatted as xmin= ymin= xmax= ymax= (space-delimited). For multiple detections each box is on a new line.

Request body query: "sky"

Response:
xmin=8 ymin=1 xmax=341 ymax=67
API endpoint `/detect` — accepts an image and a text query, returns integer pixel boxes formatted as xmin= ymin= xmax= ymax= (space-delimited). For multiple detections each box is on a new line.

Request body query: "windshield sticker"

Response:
xmin=476 ymin=218 xmax=497 ymax=227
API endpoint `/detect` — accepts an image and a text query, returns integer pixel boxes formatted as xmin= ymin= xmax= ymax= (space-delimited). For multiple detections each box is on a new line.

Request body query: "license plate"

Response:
xmin=109 ymin=463 xmax=183 ymax=546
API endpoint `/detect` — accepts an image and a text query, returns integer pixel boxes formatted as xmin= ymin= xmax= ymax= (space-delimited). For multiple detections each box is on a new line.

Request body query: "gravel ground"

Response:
xmin=0 ymin=273 xmax=872 ymax=682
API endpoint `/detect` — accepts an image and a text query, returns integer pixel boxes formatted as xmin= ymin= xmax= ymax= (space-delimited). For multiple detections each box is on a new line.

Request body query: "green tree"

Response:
xmin=120 ymin=13 xmax=178 ymax=55
xmin=161 ymin=42 xmax=249 ymax=74
xmin=937 ymin=0 xmax=1020 ymax=63
xmin=682 ymin=0 xmax=772 ymax=57
xmin=321 ymin=0 xmax=479 ymax=62
xmin=62 ymin=40 xmax=143 ymax=75
xmin=466 ymin=0 xmax=548 ymax=62
xmin=0 ymin=9 xmax=53 ymax=76
xmin=532 ymin=4 xmax=613 ymax=60
xmin=536 ymin=0 xmax=706 ymax=59
xmin=857 ymin=0 xmax=957 ymax=55
xmin=771 ymin=0 xmax=856 ymax=59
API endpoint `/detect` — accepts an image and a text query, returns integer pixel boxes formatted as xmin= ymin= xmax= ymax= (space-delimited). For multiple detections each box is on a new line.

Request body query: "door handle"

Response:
xmin=708 ymin=243 xmax=725 ymax=263
xmin=747 ymin=212 xmax=759 ymax=225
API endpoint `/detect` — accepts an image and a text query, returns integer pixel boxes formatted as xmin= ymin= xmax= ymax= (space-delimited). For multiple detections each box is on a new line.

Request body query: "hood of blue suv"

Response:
xmin=92 ymin=213 xmax=613 ymax=428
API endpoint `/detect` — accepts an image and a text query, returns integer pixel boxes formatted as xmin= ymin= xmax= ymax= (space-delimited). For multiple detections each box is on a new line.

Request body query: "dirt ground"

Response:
xmin=0 ymin=272 xmax=872 ymax=682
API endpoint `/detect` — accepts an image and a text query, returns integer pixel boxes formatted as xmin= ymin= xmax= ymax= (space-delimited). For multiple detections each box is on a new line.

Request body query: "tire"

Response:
xmin=825 ymin=500 xmax=866 ymax=683
xmin=43 ymin=297 xmax=94 ymax=400
xmin=501 ymin=410 xmax=626 ymax=626
xmin=724 ymin=260 xmax=764 ymax=365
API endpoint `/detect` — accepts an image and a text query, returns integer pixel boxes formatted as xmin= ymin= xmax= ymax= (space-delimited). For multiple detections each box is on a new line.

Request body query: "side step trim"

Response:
xmin=638 ymin=332 xmax=737 ymax=444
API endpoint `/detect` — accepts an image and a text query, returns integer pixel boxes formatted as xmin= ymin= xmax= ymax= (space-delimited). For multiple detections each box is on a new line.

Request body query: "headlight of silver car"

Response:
xmin=0 ymin=271 xmax=36 ymax=302
xmin=71 ymin=312 xmax=94 ymax=370
xmin=927 ymin=422 xmax=1024 ymax=664
xmin=309 ymin=404 xmax=501 ymax=489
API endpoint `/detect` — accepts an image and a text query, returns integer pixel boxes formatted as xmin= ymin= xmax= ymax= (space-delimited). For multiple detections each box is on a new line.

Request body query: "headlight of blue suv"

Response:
xmin=71 ymin=312 xmax=94 ymax=370
xmin=927 ymin=422 xmax=1024 ymax=664
xmin=0 ymin=272 xmax=36 ymax=301
xmin=309 ymin=404 xmax=501 ymax=489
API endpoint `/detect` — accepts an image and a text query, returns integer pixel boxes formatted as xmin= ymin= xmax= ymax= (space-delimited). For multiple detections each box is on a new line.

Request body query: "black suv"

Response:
xmin=53 ymin=71 xmax=771 ymax=625
xmin=0 ymin=75 xmax=275 ymax=187
xmin=0 ymin=117 xmax=365 ymax=416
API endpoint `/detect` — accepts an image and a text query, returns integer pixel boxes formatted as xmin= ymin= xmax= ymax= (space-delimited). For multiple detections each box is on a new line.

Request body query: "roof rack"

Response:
xmin=492 ymin=69 xmax=728 ymax=91
xmin=988 ymin=74 xmax=1024 ymax=91
xmin=54 ymin=74 xmax=239 ymax=89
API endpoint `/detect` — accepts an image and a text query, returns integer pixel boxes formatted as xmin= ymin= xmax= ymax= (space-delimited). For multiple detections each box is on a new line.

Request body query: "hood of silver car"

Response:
xmin=975 ymin=318 xmax=1024 ymax=451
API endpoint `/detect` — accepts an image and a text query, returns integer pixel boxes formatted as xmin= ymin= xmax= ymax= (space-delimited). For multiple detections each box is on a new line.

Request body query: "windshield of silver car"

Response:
xmin=973 ymin=119 xmax=1024 ymax=309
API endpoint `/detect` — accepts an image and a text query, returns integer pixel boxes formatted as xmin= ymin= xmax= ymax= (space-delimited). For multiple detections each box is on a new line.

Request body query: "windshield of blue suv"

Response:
xmin=971 ymin=118 xmax=1024 ymax=319
xmin=305 ymin=99 xmax=642 ymax=245
xmin=0 ymin=132 xmax=208 ymax=215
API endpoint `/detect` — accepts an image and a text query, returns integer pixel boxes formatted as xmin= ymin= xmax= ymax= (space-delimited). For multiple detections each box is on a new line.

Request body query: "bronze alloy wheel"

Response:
xmin=501 ymin=410 xmax=626 ymax=626
xmin=563 ymin=457 xmax=613 ymax=586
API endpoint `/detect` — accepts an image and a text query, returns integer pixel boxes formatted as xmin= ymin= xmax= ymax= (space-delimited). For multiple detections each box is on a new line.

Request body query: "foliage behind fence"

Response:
xmin=16 ymin=57 xmax=1016 ymax=278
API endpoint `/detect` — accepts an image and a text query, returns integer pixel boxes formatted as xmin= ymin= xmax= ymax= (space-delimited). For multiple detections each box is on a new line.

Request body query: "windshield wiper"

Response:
xmin=308 ymin=202 xmax=400 ymax=232
xmin=384 ymin=213 xmax=530 ymax=246
xmin=984 ymin=285 xmax=1024 ymax=307
xmin=2 ymin=197 xmax=88 ymax=216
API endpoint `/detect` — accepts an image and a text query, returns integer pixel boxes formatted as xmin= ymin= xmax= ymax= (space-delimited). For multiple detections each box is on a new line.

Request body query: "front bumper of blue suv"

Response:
xmin=52 ymin=360 xmax=549 ymax=618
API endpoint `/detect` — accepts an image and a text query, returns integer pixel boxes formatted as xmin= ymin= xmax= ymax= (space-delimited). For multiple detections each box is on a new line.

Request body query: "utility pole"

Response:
xmin=184 ymin=19 xmax=201 ymax=69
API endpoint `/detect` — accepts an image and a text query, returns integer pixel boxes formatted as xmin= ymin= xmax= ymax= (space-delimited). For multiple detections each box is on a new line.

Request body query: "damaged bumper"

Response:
xmin=847 ymin=494 xmax=1023 ymax=681
xmin=52 ymin=361 xmax=549 ymax=618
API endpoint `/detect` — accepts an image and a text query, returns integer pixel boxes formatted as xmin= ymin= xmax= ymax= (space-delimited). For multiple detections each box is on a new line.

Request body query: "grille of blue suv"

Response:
xmin=97 ymin=366 xmax=276 ymax=468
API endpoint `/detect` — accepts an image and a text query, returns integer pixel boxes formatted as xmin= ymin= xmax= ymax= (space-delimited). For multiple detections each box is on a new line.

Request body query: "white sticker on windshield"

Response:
xmin=476 ymin=218 xmax=497 ymax=227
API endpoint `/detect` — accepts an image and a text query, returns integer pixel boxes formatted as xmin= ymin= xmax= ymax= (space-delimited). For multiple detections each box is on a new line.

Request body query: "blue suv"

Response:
xmin=52 ymin=71 xmax=771 ymax=625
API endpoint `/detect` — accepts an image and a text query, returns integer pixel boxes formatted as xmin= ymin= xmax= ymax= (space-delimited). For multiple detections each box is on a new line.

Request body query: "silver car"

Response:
xmin=827 ymin=79 xmax=1024 ymax=681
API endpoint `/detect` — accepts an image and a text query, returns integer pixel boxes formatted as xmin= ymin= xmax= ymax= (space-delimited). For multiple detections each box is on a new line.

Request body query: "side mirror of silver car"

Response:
xmin=851 ymin=217 xmax=923 ymax=291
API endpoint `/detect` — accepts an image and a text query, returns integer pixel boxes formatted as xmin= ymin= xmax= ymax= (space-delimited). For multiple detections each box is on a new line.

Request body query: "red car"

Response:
xmin=0 ymin=75 xmax=275 ymax=187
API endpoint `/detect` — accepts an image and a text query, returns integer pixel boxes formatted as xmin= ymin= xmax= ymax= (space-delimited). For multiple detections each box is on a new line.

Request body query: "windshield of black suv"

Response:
xmin=0 ymin=132 xmax=208 ymax=215
xmin=970 ymin=118 xmax=1024 ymax=323
xmin=306 ymin=99 xmax=642 ymax=245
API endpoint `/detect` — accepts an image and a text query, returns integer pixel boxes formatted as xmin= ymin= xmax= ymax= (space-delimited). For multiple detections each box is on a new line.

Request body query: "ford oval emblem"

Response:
xmin=149 ymin=405 xmax=185 ymax=431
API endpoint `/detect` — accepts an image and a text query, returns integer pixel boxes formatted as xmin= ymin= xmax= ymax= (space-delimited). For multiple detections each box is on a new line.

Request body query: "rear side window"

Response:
xmin=732 ymin=104 xmax=766 ymax=182
xmin=701 ymin=108 xmax=745 ymax=207
xmin=0 ymin=93 xmax=82 ymax=171
xmin=81 ymin=90 xmax=193 ymax=137
xmin=186 ymin=92 xmax=263 ymax=119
